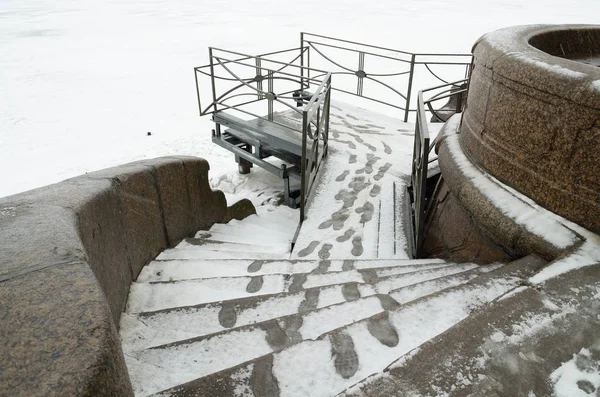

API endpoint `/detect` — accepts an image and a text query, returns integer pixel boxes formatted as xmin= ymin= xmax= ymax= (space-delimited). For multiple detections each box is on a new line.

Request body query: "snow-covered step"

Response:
xmin=127 ymin=263 xmax=481 ymax=312
xmin=207 ymin=221 xmax=292 ymax=241
xmin=376 ymin=179 xmax=398 ymax=258
xmin=124 ymin=295 xmax=395 ymax=395
xmin=172 ymin=238 xmax=290 ymax=255
xmin=356 ymin=262 xmax=481 ymax=295
xmin=194 ymin=229 xmax=292 ymax=246
xmin=124 ymin=264 xmax=500 ymax=354
xmin=137 ymin=258 xmax=453 ymax=282
xmin=127 ymin=271 xmax=363 ymax=312
xmin=228 ymin=213 xmax=294 ymax=234
xmin=388 ymin=263 xmax=501 ymax=304
xmin=123 ymin=284 xmax=353 ymax=345
xmin=154 ymin=261 xmax=530 ymax=397
xmin=156 ymin=248 xmax=285 ymax=260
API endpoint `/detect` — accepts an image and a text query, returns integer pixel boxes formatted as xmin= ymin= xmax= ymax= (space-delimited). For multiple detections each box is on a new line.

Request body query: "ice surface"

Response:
xmin=1 ymin=0 xmax=598 ymax=199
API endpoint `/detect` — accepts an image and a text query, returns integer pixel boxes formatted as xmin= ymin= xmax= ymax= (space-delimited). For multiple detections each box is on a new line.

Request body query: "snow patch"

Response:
xmin=530 ymin=230 xmax=600 ymax=284
xmin=551 ymin=348 xmax=600 ymax=397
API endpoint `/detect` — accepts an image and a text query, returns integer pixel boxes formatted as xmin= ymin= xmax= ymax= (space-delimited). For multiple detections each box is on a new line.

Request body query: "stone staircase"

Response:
xmin=119 ymin=208 xmax=544 ymax=397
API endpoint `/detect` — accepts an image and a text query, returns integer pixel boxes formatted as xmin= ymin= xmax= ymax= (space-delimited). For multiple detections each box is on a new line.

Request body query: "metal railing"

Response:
xmin=195 ymin=46 xmax=318 ymax=119
xmin=411 ymin=91 xmax=431 ymax=257
xmin=411 ymin=80 xmax=469 ymax=257
xmin=300 ymin=75 xmax=332 ymax=221
xmin=300 ymin=32 xmax=471 ymax=121
xmin=194 ymin=47 xmax=331 ymax=222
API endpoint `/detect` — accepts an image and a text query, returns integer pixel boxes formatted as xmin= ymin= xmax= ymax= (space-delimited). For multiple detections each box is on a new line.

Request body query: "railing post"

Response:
xmin=268 ymin=70 xmax=274 ymax=122
xmin=300 ymin=110 xmax=308 ymax=222
xmin=404 ymin=54 xmax=416 ymax=122
xmin=194 ymin=68 xmax=202 ymax=116
xmin=208 ymin=48 xmax=219 ymax=115
xmin=323 ymin=79 xmax=331 ymax=157
xmin=300 ymin=32 xmax=305 ymax=91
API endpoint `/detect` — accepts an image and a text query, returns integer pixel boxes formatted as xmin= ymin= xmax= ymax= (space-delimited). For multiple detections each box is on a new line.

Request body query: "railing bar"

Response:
xmin=211 ymin=46 xmax=309 ymax=63
xmin=210 ymin=47 xmax=330 ymax=74
xmin=363 ymin=75 xmax=408 ymax=101
xmin=414 ymin=61 xmax=472 ymax=66
xmin=302 ymin=32 xmax=414 ymax=55
xmin=414 ymin=52 xmax=473 ymax=57
xmin=424 ymin=64 xmax=450 ymax=84
xmin=305 ymin=39 xmax=413 ymax=62
xmin=331 ymin=87 xmax=406 ymax=110
xmin=363 ymin=70 xmax=411 ymax=77
xmin=213 ymin=56 xmax=327 ymax=83
xmin=194 ymin=69 xmax=202 ymax=116
xmin=424 ymin=89 xmax=467 ymax=104
xmin=307 ymin=43 xmax=357 ymax=74
xmin=421 ymin=79 xmax=468 ymax=93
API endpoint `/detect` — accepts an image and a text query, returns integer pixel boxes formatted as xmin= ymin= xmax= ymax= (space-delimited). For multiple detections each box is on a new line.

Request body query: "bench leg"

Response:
xmin=238 ymin=160 xmax=251 ymax=174
xmin=236 ymin=144 xmax=253 ymax=174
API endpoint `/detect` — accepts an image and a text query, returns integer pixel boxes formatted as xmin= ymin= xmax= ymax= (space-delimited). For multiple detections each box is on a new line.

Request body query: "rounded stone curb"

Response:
xmin=436 ymin=122 xmax=582 ymax=262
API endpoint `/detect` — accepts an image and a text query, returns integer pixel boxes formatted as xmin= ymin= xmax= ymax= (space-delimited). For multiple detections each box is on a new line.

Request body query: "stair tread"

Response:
xmin=127 ymin=263 xmax=479 ymax=312
xmin=147 ymin=261 xmax=529 ymax=397
xmin=172 ymin=239 xmax=290 ymax=254
xmin=137 ymin=259 xmax=453 ymax=282
xmin=195 ymin=230 xmax=292 ymax=246
xmin=156 ymin=248 xmax=286 ymax=260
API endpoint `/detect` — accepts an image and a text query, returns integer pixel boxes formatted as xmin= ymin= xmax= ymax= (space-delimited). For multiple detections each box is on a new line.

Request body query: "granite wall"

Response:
xmin=0 ymin=157 xmax=255 ymax=396
xmin=460 ymin=24 xmax=600 ymax=234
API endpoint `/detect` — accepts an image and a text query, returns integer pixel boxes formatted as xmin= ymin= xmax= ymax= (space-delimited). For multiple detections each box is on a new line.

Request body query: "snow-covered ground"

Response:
xmin=1 ymin=0 xmax=598 ymax=199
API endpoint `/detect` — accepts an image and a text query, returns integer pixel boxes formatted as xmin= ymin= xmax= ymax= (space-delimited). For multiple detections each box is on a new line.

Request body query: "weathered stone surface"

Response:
xmin=423 ymin=116 xmax=581 ymax=263
xmin=348 ymin=262 xmax=600 ymax=397
xmin=0 ymin=177 xmax=132 ymax=326
xmin=223 ymin=198 xmax=257 ymax=223
xmin=0 ymin=262 xmax=133 ymax=397
xmin=86 ymin=163 xmax=167 ymax=279
xmin=0 ymin=156 xmax=229 ymax=396
xmin=173 ymin=156 xmax=228 ymax=231
xmin=422 ymin=177 xmax=512 ymax=263
xmin=136 ymin=158 xmax=194 ymax=246
xmin=0 ymin=202 xmax=85 ymax=281
xmin=75 ymin=182 xmax=132 ymax=324
xmin=460 ymin=24 xmax=600 ymax=234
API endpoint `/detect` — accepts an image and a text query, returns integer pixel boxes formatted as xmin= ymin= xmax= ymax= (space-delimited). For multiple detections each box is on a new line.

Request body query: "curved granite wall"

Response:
xmin=0 ymin=157 xmax=254 ymax=396
xmin=460 ymin=24 xmax=600 ymax=234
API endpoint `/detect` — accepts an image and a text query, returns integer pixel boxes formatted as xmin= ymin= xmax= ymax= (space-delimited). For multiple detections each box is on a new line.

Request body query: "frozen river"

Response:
xmin=1 ymin=0 xmax=598 ymax=198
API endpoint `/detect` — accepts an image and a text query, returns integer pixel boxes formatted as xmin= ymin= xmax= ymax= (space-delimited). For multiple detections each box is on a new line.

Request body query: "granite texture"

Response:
xmin=422 ymin=179 xmax=512 ymax=263
xmin=86 ymin=163 xmax=168 ymax=279
xmin=0 ymin=262 xmax=134 ymax=397
xmin=423 ymin=118 xmax=581 ymax=263
xmin=0 ymin=157 xmax=251 ymax=396
xmin=223 ymin=198 xmax=257 ymax=223
xmin=460 ymin=24 xmax=600 ymax=234
xmin=345 ymin=259 xmax=600 ymax=397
